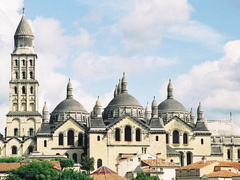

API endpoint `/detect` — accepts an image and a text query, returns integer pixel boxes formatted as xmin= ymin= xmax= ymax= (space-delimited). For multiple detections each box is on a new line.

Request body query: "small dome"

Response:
xmin=158 ymin=98 xmax=188 ymax=113
xmin=51 ymin=98 xmax=87 ymax=114
xmin=106 ymin=93 xmax=142 ymax=107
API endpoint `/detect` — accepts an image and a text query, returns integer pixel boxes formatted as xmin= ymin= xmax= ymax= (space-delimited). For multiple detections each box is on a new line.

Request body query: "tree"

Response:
xmin=58 ymin=169 xmax=93 ymax=180
xmin=0 ymin=157 xmax=24 ymax=163
xmin=131 ymin=172 xmax=159 ymax=180
xmin=80 ymin=156 xmax=94 ymax=173
xmin=7 ymin=161 xmax=59 ymax=180
xmin=52 ymin=158 xmax=74 ymax=169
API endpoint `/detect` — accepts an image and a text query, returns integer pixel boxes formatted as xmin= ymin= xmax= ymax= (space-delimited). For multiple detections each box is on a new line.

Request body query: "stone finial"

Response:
xmin=152 ymin=96 xmax=158 ymax=118
xmin=117 ymin=79 xmax=122 ymax=95
xmin=114 ymin=85 xmax=118 ymax=97
xmin=42 ymin=102 xmax=49 ymax=123
xmin=167 ymin=79 xmax=173 ymax=99
xmin=67 ymin=78 xmax=73 ymax=99
xmin=23 ymin=8 xmax=25 ymax=15
xmin=197 ymin=102 xmax=203 ymax=121
xmin=95 ymin=96 xmax=102 ymax=118
xmin=145 ymin=102 xmax=151 ymax=120
xmin=121 ymin=72 xmax=128 ymax=93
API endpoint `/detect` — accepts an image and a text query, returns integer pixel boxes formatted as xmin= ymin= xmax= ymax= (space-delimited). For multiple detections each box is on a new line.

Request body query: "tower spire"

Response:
xmin=167 ymin=79 xmax=173 ymax=99
xmin=121 ymin=72 xmax=128 ymax=93
xmin=23 ymin=8 xmax=25 ymax=15
xmin=67 ymin=79 xmax=73 ymax=99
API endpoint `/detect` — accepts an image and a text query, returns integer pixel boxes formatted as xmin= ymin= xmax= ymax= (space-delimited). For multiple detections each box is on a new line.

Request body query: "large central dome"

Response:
xmin=158 ymin=98 xmax=188 ymax=113
xmin=102 ymin=73 xmax=144 ymax=121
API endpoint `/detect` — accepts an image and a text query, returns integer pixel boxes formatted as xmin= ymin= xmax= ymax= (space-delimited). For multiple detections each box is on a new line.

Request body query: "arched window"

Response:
xmin=180 ymin=151 xmax=184 ymax=166
xmin=166 ymin=134 xmax=169 ymax=144
xmin=97 ymin=159 xmax=102 ymax=168
xmin=125 ymin=126 xmax=132 ymax=141
xmin=97 ymin=135 xmax=100 ymax=141
xmin=14 ymin=128 xmax=18 ymax=136
xmin=30 ymin=72 xmax=33 ymax=79
xmin=227 ymin=149 xmax=231 ymax=159
xmin=29 ymin=128 xmax=34 ymax=136
xmin=73 ymin=153 xmax=77 ymax=163
xmin=115 ymin=128 xmax=120 ymax=141
xmin=187 ymin=152 xmax=192 ymax=165
xmin=136 ymin=129 xmax=141 ymax=141
xmin=156 ymin=136 xmax=159 ymax=141
xmin=173 ymin=130 xmax=179 ymax=144
xmin=78 ymin=133 xmax=83 ymax=146
xmin=22 ymin=71 xmax=26 ymax=79
xmin=44 ymin=140 xmax=47 ymax=147
xmin=59 ymin=133 xmax=63 ymax=145
xmin=201 ymin=138 xmax=204 ymax=145
xmin=14 ymin=86 xmax=17 ymax=94
xmin=22 ymin=60 xmax=25 ymax=66
xmin=12 ymin=146 xmax=17 ymax=154
xmin=56 ymin=153 xmax=60 ymax=155
xmin=28 ymin=146 xmax=33 ymax=154
xmin=30 ymin=86 xmax=33 ymax=94
xmin=29 ymin=60 xmax=33 ymax=66
xmin=15 ymin=60 xmax=18 ymax=66
xmin=65 ymin=153 xmax=69 ymax=158
xmin=238 ymin=149 xmax=240 ymax=159
xmin=15 ymin=72 xmax=18 ymax=79
xmin=67 ymin=130 xmax=74 ymax=145
xmin=22 ymin=86 xmax=26 ymax=94
xmin=183 ymin=133 xmax=188 ymax=144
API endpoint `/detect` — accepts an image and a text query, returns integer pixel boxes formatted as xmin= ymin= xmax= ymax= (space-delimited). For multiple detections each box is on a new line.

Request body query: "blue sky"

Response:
xmin=0 ymin=0 xmax=240 ymax=133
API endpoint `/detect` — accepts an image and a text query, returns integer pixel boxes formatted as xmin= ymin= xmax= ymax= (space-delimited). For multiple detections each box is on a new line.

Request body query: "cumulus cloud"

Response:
xmin=73 ymin=52 xmax=178 ymax=79
xmin=159 ymin=40 xmax=240 ymax=121
xmin=119 ymin=0 xmax=225 ymax=51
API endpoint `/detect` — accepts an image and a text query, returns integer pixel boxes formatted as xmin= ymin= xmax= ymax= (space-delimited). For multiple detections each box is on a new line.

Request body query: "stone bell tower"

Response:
xmin=6 ymin=9 xmax=41 ymax=138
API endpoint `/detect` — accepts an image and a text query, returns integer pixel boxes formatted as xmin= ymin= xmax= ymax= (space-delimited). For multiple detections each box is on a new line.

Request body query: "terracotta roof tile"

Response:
xmin=91 ymin=166 xmax=127 ymax=180
xmin=49 ymin=161 xmax=61 ymax=171
xmin=179 ymin=161 xmax=218 ymax=169
xmin=207 ymin=170 xmax=240 ymax=178
xmin=217 ymin=161 xmax=240 ymax=171
xmin=142 ymin=158 xmax=179 ymax=167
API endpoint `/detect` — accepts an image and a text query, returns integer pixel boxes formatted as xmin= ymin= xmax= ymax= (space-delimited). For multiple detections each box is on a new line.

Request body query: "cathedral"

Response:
xmin=1 ymin=11 xmax=240 ymax=174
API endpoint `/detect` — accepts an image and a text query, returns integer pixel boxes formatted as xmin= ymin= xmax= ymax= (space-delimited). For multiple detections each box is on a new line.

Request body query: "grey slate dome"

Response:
xmin=158 ymin=98 xmax=188 ymax=113
xmin=107 ymin=93 xmax=142 ymax=107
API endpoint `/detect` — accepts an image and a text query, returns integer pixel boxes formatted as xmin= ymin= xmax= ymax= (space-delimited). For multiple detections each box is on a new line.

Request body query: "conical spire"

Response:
xmin=121 ymin=72 xmax=128 ymax=93
xmin=96 ymin=96 xmax=102 ymax=107
xmin=145 ymin=102 xmax=151 ymax=120
xmin=152 ymin=96 xmax=158 ymax=118
xmin=197 ymin=102 xmax=203 ymax=121
xmin=195 ymin=102 xmax=209 ymax=132
xmin=117 ymin=79 xmax=122 ymax=94
xmin=114 ymin=85 xmax=118 ymax=97
xmin=167 ymin=79 xmax=173 ymax=99
xmin=67 ymin=79 xmax=73 ymax=99
xmin=190 ymin=108 xmax=195 ymax=123
xmin=14 ymin=8 xmax=35 ymax=53
xmin=95 ymin=96 xmax=102 ymax=118
xmin=42 ymin=102 xmax=49 ymax=123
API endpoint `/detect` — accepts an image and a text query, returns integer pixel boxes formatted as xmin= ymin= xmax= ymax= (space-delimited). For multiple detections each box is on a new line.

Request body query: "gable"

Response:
xmin=165 ymin=116 xmax=194 ymax=133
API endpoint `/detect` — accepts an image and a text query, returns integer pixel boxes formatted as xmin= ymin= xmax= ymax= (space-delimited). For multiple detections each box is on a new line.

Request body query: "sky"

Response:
xmin=0 ymin=0 xmax=240 ymax=134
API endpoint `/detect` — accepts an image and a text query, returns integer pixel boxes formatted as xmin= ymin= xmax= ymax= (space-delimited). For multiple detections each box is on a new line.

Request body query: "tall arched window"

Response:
xmin=59 ymin=133 xmax=63 ymax=145
xmin=44 ymin=140 xmax=47 ymax=147
xmin=28 ymin=146 xmax=33 ymax=154
xmin=97 ymin=159 xmax=102 ymax=168
xmin=14 ymin=86 xmax=17 ymax=94
xmin=180 ymin=151 xmax=184 ymax=166
xmin=22 ymin=60 xmax=25 ymax=66
xmin=97 ymin=135 xmax=100 ymax=141
xmin=15 ymin=72 xmax=18 ymax=79
xmin=125 ymin=126 xmax=132 ymax=141
xmin=187 ymin=152 xmax=192 ymax=165
xmin=156 ymin=136 xmax=159 ymax=141
xmin=173 ymin=130 xmax=179 ymax=144
xmin=29 ymin=60 xmax=33 ymax=66
xmin=68 ymin=130 xmax=74 ymax=145
xmin=14 ymin=128 xmax=18 ymax=136
xmin=22 ymin=72 xmax=26 ymax=79
xmin=15 ymin=60 xmax=18 ymax=66
xmin=183 ymin=133 xmax=188 ymax=144
xmin=30 ymin=72 xmax=33 ymax=79
xmin=115 ymin=128 xmax=120 ymax=141
xmin=238 ymin=149 xmax=240 ymax=159
xmin=78 ymin=133 xmax=83 ymax=146
xmin=201 ymin=138 xmax=204 ymax=145
xmin=166 ymin=134 xmax=169 ymax=144
xmin=22 ymin=86 xmax=26 ymax=94
xmin=65 ymin=153 xmax=69 ymax=158
xmin=30 ymin=86 xmax=33 ymax=94
xmin=12 ymin=146 xmax=17 ymax=154
xmin=227 ymin=149 xmax=231 ymax=159
xmin=29 ymin=128 xmax=34 ymax=136
xmin=73 ymin=153 xmax=77 ymax=163
xmin=136 ymin=129 xmax=141 ymax=141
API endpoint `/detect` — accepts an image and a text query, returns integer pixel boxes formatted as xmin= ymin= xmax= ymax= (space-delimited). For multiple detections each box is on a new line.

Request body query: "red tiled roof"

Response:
xmin=178 ymin=161 xmax=218 ymax=169
xmin=142 ymin=158 xmax=179 ymax=167
xmin=217 ymin=161 xmax=240 ymax=171
xmin=91 ymin=166 xmax=127 ymax=180
xmin=0 ymin=161 xmax=61 ymax=172
xmin=207 ymin=170 xmax=240 ymax=178
xmin=119 ymin=155 xmax=134 ymax=162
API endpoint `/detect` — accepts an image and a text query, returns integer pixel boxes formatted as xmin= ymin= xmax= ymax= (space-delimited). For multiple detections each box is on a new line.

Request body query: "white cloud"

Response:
xmin=160 ymin=40 xmax=240 ymax=122
xmin=73 ymin=52 xmax=178 ymax=79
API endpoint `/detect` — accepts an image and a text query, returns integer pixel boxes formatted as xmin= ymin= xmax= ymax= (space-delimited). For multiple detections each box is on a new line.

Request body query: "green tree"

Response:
xmin=80 ymin=156 xmax=94 ymax=174
xmin=131 ymin=172 xmax=159 ymax=180
xmin=58 ymin=169 xmax=93 ymax=180
xmin=7 ymin=161 xmax=59 ymax=180
xmin=52 ymin=158 xmax=74 ymax=169
xmin=0 ymin=157 xmax=24 ymax=163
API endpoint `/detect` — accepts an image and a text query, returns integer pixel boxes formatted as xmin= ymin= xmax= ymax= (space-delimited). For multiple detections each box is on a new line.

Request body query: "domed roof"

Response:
xmin=106 ymin=93 xmax=142 ymax=108
xmin=158 ymin=98 xmax=188 ymax=113
xmin=51 ymin=98 xmax=87 ymax=114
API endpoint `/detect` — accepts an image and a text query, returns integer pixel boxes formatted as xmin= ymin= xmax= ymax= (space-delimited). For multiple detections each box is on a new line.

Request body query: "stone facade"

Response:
xmin=1 ymin=12 xmax=240 ymax=176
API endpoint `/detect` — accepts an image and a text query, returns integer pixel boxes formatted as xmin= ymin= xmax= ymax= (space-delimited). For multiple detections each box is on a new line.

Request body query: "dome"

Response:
xmin=107 ymin=93 xmax=142 ymax=107
xmin=158 ymin=98 xmax=188 ymax=113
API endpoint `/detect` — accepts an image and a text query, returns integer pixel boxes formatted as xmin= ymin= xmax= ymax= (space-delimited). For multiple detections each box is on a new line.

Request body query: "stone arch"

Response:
xmin=173 ymin=129 xmax=180 ymax=144
xmin=125 ymin=125 xmax=132 ymax=141
xmin=186 ymin=151 xmax=192 ymax=165
xmin=67 ymin=129 xmax=74 ymax=145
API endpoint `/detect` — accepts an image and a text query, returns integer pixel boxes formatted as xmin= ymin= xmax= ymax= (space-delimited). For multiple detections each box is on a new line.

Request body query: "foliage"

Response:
xmin=7 ymin=161 xmax=59 ymax=180
xmin=131 ymin=172 xmax=160 ymax=180
xmin=58 ymin=169 xmax=93 ymax=180
xmin=0 ymin=157 xmax=24 ymax=163
xmin=51 ymin=158 xmax=74 ymax=169
xmin=80 ymin=156 xmax=94 ymax=173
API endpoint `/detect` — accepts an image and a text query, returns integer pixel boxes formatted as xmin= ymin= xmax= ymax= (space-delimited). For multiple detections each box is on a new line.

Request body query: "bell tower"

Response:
xmin=6 ymin=9 xmax=41 ymax=138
